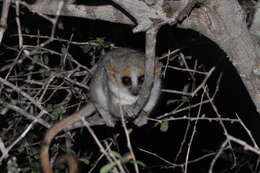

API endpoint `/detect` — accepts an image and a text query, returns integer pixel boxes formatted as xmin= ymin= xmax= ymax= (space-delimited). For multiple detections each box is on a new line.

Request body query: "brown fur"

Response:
xmin=40 ymin=103 xmax=96 ymax=173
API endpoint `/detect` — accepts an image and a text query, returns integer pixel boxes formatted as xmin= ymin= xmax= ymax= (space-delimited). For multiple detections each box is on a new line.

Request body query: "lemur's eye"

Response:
xmin=138 ymin=75 xmax=144 ymax=85
xmin=122 ymin=76 xmax=132 ymax=86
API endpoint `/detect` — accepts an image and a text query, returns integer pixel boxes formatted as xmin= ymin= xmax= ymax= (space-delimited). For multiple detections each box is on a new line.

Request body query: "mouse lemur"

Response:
xmin=90 ymin=48 xmax=161 ymax=127
xmin=40 ymin=48 xmax=161 ymax=173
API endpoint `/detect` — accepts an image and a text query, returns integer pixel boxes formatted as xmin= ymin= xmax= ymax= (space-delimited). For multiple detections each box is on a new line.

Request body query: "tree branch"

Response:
xmin=179 ymin=0 xmax=260 ymax=113
xmin=23 ymin=0 xmax=134 ymax=25
xmin=0 ymin=0 xmax=11 ymax=43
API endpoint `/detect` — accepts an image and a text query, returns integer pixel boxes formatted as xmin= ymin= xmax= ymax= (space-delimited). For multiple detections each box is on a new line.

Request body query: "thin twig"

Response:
xmin=235 ymin=113 xmax=259 ymax=149
xmin=81 ymin=118 xmax=124 ymax=173
xmin=227 ymin=134 xmax=260 ymax=155
xmin=0 ymin=77 xmax=48 ymax=114
xmin=208 ymin=139 xmax=229 ymax=173
xmin=1 ymin=101 xmax=50 ymax=128
xmin=120 ymin=108 xmax=139 ymax=173
xmin=15 ymin=0 xmax=23 ymax=49
xmin=0 ymin=137 xmax=8 ymax=162
xmin=184 ymin=85 xmax=206 ymax=173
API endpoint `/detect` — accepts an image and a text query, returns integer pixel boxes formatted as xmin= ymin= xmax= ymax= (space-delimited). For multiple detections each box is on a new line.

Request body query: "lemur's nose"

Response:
xmin=130 ymin=87 xmax=139 ymax=96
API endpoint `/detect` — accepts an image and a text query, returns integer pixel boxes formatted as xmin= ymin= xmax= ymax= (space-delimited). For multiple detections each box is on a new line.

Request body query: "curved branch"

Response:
xmin=179 ymin=0 xmax=260 ymax=113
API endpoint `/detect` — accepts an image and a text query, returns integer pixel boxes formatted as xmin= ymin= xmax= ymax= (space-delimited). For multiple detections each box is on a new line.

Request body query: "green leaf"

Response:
xmin=160 ymin=121 xmax=169 ymax=132
xmin=80 ymin=157 xmax=90 ymax=165
xmin=17 ymin=145 xmax=25 ymax=153
xmin=50 ymin=108 xmax=61 ymax=121
xmin=140 ymin=111 xmax=148 ymax=117
xmin=43 ymin=54 xmax=49 ymax=65
xmin=100 ymin=162 xmax=117 ymax=173
xmin=79 ymin=45 xmax=92 ymax=54
xmin=30 ymin=147 xmax=38 ymax=155
xmin=182 ymin=84 xmax=190 ymax=102
xmin=129 ymin=160 xmax=146 ymax=167
xmin=111 ymin=151 xmax=122 ymax=159
xmin=183 ymin=83 xmax=190 ymax=93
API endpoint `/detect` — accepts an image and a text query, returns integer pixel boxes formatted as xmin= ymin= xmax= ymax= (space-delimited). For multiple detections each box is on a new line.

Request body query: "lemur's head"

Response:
xmin=105 ymin=48 xmax=161 ymax=103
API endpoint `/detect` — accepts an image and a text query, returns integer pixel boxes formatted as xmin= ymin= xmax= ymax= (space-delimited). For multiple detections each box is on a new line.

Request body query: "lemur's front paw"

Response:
xmin=123 ymin=105 xmax=136 ymax=118
xmin=134 ymin=116 xmax=148 ymax=127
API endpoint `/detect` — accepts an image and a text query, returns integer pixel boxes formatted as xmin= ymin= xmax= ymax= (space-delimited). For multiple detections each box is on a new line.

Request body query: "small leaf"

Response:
xmin=160 ymin=121 xmax=169 ymax=132
xmin=111 ymin=151 xmax=122 ymax=159
xmin=79 ymin=45 xmax=92 ymax=54
xmin=100 ymin=162 xmax=117 ymax=173
xmin=182 ymin=84 xmax=190 ymax=102
xmin=129 ymin=160 xmax=146 ymax=167
xmin=30 ymin=147 xmax=38 ymax=155
xmin=80 ymin=157 xmax=90 ymax=165
xmin=183 ymin=83 xmax=190 ymax=93
xmin=140 ymin=111 xmax=148 ymax=117
xmin=50 ymin=108 xmax=61 ymax=121
xmin=185 ymin=56 xmax=192 ymax=60
xmin=18 ymin=145 xmax=25 ymax=153
xmin=43 ymin=54 xmax=49 ymax=65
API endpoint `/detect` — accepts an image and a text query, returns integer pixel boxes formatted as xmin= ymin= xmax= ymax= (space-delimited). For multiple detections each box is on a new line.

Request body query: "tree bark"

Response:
xmin=179 ymin=0 xmax=260 ymax=113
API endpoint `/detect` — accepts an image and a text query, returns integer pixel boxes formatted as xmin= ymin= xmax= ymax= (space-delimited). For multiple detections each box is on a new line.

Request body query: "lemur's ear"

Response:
xmin=155 ymin=61 xmax=162 ymax=74
xmin=105 ymin=58 xmax=116 ymax=76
